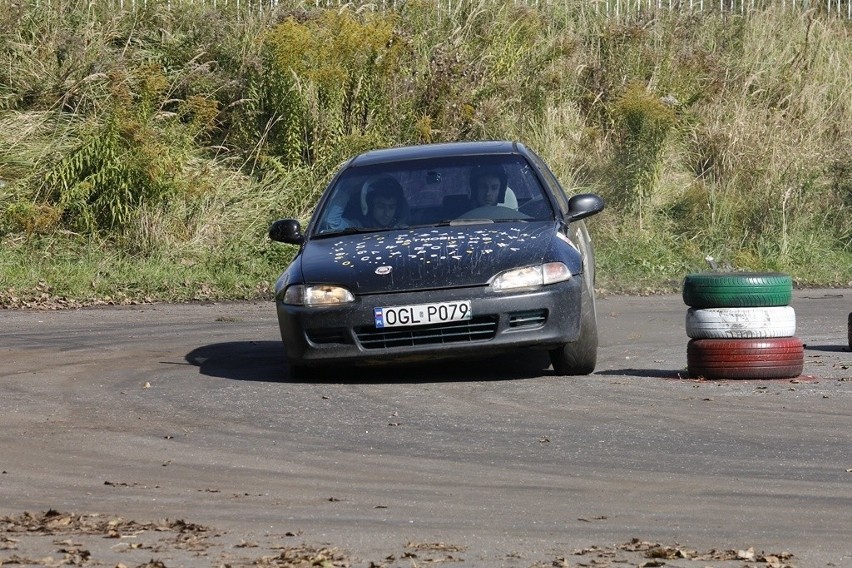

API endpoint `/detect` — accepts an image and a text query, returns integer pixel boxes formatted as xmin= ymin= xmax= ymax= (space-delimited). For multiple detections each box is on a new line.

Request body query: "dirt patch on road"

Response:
xmin=1 ymin=510 xmax=796 ymax=567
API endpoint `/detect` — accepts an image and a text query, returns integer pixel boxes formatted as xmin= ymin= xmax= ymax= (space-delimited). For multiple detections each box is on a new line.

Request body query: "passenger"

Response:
xmin=323 ymin=175 xmax=406 ymax=231
xmin=362 ymin=176 xmax=406 ymax=228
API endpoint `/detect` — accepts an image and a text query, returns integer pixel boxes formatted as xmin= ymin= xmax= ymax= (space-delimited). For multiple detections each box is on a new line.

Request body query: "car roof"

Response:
xmin=349 ymin=141 xmax=529 ymax=167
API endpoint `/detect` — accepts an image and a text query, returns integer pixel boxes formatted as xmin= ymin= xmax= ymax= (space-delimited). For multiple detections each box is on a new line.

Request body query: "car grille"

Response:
xmin=306 ymin=329 xmax=348 ymax=345
xmin=355 ymin=316 xmax=498 ymax=349
xmin=508 ymin=309 xmax=547 ymax=328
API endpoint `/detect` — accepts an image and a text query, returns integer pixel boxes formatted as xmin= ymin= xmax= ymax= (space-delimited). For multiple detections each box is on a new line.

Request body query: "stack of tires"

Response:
xmin=683 ymin=273 xmax=803 ymax=380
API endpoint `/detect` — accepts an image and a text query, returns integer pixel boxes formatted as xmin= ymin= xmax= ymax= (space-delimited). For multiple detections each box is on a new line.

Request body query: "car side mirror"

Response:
xmin=269 ymin=219 xmax=304 ymax=245
xmin=565 ymin=193 xmax=605 ymax=223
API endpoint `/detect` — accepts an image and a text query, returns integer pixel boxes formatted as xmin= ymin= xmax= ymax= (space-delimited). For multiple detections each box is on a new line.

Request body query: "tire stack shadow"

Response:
xmin=682 ymin=272 xmax=804 ymax=380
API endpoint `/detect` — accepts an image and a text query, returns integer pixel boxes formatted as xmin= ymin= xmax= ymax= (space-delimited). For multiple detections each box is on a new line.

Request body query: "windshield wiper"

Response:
xmin=315 ymin=226 xmax=377 ymax=238
xmin=402 ymin=220 xmax=455 ymax=229
xmin=449 ymin=218 xmax=495 ymax=225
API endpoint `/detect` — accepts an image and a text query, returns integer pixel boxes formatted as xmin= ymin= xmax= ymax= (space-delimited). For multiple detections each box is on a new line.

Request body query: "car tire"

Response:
xmin=687 ymin=337 xmax=804 ymax=379
xmin=682 ymin=272 xmax=793 ymax=308
xmin=848 ymin=312 xmax=851 ymax=350
xmin=550 ymin=279 xmax=598 ymax=375
xmin=685 ymin=306 xmax=796 ymax=339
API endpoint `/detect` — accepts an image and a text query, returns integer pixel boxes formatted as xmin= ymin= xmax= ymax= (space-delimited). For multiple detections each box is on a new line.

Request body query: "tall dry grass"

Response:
xmin=0 ymin=0 xmax=850 ymax=305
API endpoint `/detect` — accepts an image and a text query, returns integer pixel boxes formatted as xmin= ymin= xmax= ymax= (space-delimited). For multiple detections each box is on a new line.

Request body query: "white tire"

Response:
xmin=686 ymin=306 xmax=796 ymax=339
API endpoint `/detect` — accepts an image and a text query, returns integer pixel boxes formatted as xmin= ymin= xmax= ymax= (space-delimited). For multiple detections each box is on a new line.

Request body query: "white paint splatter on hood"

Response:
xmin=298 ymin=222 xmax=562 ymax=294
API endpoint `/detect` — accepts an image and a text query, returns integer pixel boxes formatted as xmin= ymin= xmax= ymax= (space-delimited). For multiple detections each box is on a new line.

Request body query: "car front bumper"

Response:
xmin=276 ymin=278 xmax=584 ymax=367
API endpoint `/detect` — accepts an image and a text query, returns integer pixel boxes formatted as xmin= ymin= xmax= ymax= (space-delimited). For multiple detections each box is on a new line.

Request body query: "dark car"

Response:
xmin=268 ymin=141 xmax=604 ymax=376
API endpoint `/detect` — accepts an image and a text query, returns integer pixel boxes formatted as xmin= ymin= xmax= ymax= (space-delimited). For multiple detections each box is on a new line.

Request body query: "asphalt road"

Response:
xmin=1 ymin=289 xmax=850 ymax=567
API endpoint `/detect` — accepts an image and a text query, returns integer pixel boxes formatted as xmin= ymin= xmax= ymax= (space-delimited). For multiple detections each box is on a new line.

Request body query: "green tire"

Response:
xmin=682 ymin=272 xmax=793 ymax=308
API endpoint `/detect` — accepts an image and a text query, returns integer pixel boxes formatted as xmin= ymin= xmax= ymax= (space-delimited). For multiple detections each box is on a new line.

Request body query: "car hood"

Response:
xmin=298 ymin=222 xmax=559 ymax=295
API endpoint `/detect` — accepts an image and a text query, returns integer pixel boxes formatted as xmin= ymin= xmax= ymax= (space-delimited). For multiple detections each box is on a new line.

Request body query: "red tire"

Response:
xmin=687 ymin=337 xmax=804 ymax=379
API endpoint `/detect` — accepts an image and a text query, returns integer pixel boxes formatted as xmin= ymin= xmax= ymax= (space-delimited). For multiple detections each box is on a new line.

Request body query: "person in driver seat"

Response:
xmin=470 ymin=167 xmax=518 ymax=209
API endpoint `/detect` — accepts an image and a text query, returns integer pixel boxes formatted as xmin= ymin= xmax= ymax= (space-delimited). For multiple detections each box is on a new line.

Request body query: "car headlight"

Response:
xmin=283 ymin=285 xmax=355 ymax=306
xmin=490 ymin=262 xmax=572 ymax=292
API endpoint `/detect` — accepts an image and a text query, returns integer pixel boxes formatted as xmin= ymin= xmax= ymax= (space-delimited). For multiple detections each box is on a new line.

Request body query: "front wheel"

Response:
xmin=550 ymin=280 xmax=598 ymax=375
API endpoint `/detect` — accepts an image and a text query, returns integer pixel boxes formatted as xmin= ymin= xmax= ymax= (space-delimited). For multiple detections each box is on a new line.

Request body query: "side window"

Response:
xmin=528 ymin=151 xmax=569 ymax=214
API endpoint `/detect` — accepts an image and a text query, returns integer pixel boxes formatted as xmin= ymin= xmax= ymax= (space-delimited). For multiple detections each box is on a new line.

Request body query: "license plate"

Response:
xmin=374 ymin=301 xmax=472 ymax=328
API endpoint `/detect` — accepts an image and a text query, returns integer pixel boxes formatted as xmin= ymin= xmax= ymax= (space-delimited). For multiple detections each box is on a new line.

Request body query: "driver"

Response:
xmin=470 ymin=167 xmax=518 ymax=209
xmin=472 ymin=171 xmax=502 ymax=207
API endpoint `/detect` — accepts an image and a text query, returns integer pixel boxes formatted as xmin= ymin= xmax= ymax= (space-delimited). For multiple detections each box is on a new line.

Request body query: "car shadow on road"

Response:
xmin=185 ymin=341 xmax=553 ymax=384
xmin=185 ymin=341 xmax=287 ymax=382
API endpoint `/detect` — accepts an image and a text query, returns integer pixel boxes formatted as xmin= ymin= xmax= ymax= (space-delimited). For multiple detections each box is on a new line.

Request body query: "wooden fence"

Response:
xmin=595 ymin=0 xmax=851 ymax=17
xmin=19 ymin=0 xmax=852 ymax=18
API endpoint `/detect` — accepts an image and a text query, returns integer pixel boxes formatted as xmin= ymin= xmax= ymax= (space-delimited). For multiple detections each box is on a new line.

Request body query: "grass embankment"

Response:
xmin=1 ymin=1 xmax=850 ymax=308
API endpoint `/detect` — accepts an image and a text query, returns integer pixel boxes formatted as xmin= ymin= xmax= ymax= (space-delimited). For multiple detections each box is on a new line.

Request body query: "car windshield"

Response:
xmin=313 ymin=154 xmax=555 ymax=236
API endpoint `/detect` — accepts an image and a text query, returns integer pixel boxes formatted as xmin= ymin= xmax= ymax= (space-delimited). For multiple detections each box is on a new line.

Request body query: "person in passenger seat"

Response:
xmin=324 ymin=175 xmax=407 ymax=231
xmin=362 ymin=177 xmax=406 ymax=228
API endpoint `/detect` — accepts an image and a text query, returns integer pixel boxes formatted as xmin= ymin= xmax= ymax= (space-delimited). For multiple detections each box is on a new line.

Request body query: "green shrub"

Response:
xmin=257 ymin=10 xmax=407 ymax=166
xmin=607 ymin=82 xmax=679 ymax=226
xmin=40 ymin=88 xmax=188 ymax=233
xmin=1 ymin=201 xmax=63 ymax=235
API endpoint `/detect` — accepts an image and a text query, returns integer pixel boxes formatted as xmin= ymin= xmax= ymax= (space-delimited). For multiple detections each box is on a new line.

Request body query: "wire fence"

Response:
xmin=20 ymin=0 xmax=852 ymax=17
xmin=595 ymin=0 xmax=852 ymax=17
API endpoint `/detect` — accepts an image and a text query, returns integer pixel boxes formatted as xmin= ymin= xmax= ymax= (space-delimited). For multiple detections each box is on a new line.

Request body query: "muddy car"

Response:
xmin=269 ymin=141 xmax=604 ymax=376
